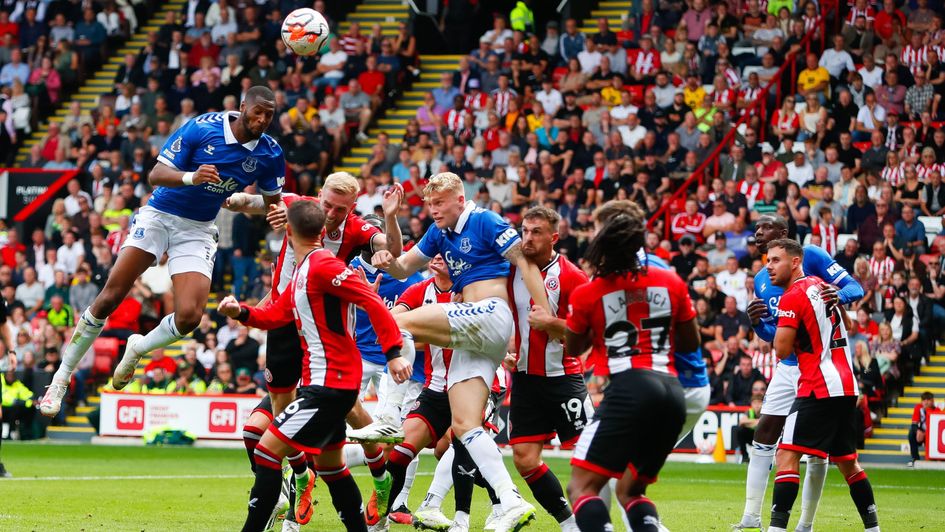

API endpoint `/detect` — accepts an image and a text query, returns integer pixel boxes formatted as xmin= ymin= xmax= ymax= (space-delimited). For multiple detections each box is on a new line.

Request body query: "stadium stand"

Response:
xmin=3 ymin=0 xmax=945 ymax=467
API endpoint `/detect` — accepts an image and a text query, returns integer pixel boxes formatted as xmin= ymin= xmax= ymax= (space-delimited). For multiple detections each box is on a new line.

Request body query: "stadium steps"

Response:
xmin=581 ymin=0 xmax=632 ymax=35
xmin=334 ymin=54 xmax=463 ymax=174
xmin=14 ymin=0 xmax=188 ymax=165
xmin=337 ymin=0 xmax=408 ymax=37
xmin=859 ymin=348 xmax=945 ymax=465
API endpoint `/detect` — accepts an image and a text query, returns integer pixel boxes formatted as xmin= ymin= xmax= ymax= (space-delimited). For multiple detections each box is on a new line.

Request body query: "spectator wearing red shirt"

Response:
xmin=908 ymin=391 xmax=940 ymax=465
xmin=188 ymin=32 xmax=220 ymax=68
xmin=672 ymin=199 xmax=707 ymax=244
xmin=873 ymin=0 xmax=906 ymax=41
xmin=144 ymin=349 xmax=178 ymax=377
xmin=1 ymin=228 xmax=25 ymax=269
xmin=358 ymin=55 xmax=386 ymax=112
xmin=102 ymin=295 xmax=142 ymax=339
xmin=0 ymin=11 xmax=18 ymax=45
xmin=339 ymin=21 xmax=367 ymax=56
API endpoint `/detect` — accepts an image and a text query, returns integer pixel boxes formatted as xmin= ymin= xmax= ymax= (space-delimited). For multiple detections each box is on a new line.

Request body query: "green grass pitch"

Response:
xmin=0 ymin=443 xmax=943 ymax=531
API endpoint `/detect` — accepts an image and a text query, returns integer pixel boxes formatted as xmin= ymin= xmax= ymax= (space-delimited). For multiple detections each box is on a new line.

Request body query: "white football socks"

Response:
xmin=457 ymin=427 xmax=520 ymax=510
xmin=136 ymin=313 xmax=185 ymax=353
xmin=421 ymin=445 xmax=453 ymax=509
xmin=54 ymin=309 xmax=105 ymax=384
xmin=798 ymin=455 xmax=828 ymax=529
xmin=742 ymin=441 xmax=777 ymax=525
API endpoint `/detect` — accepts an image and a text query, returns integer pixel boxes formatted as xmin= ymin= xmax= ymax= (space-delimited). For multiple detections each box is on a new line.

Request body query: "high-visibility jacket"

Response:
xmin=510 ymin=1 xmax=534 ymax=32
xmin=2 ymin=379 xmax=33 ymax=408
xmin=176 ymin=377 xmax=207 ymax=395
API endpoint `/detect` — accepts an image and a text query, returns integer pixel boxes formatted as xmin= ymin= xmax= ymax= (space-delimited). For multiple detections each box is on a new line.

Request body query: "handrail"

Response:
xmin=648 ymin=6 xmax=836 ymax=239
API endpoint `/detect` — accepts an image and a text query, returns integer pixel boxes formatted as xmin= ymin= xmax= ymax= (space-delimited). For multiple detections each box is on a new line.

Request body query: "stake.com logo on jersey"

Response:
xmin=116 ymin=399 xmax=145 ymax=430
xmin=209 ymin=402 xmax=238 ymax=433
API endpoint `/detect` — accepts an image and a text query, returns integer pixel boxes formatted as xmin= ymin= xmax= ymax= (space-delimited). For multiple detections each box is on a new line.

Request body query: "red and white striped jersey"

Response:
xmin=631 ymin=49 xmax=661 ymax=75
xmin=738 ymin=179 xmax=763 ymax=209
xmin=491 ymin=88 xmax=518 ymax=117
xmin=868 ymin=255 xmax=895 ymax=285
xmin=739 ymin=86 xmax=763 ymax=116
xmin=846 ymin=6 xmax=876 ymax=24
xmin=723 ymin=67 xmax=741 ymax=89
xmin=464 ymin=92 xmax=488 ymax=113
xmin=813 ymin=222 xmax=837 ymax=256
xmin=443 ymin=108 xmax=468 ymax=132
xmin=776 ymin=275 xmax=858 ymax=398
xmin=508 ymin=253 xmax=589 ymax=377
xmin=803 ymin=14 xmax=820 ymax=34
xmin=713 ymin=88 xmax=737 ymax=108
xmin=901 ymin=45 xmax=929 ymax=76
xmin=917 ymin=162 xmax=943 ymax=181
xmin=396 ymin=277 xmax=454 ymax=392
xmin=244 ymin=249 xmax=402 ymax=390
xmin=272 ymin=194 xmax=381 ymax=299
xmin=567 ymin=267 xmax=696 ymax=377
xmin=881 ymin=163 xmax=905 ymax=188
xmin=750 ymin=349 xmax=778 ymax=382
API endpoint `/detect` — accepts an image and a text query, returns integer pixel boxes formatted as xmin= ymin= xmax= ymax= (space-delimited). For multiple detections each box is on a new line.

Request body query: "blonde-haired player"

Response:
xmin=356 ymin=172 xmax=549 ymax=532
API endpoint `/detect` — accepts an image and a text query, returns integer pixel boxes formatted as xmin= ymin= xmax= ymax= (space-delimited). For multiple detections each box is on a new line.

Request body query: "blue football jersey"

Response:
xmin=151 ymin=112 xmax=284 ymax=221
xmin=351 ymin=257 xmax=426 ymax=374
xmin=753 ymin=244 xmax=862 ymax=365
xmin=415 ymin=202 xmax=521 ymax=292
xmin=644 ymin=249 xmax=709 ymax=388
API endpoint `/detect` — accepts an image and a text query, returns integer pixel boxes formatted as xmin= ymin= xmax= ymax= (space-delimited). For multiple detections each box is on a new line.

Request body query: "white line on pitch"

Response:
xmin=1 ymin=471 xmax=437 ymax=482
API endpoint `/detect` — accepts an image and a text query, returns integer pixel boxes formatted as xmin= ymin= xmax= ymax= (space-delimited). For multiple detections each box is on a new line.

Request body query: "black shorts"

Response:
xmin=252 ymin=394 xmax=274 ymax=421
xmin=509 ymin=372 xmax=590 ymax=448
xmin=406 ymin=388 xmax=452 ymax=445
xmin=780 ymin=395 xmax=858 ymax=462
xmin=571 ymin=370 xmax=685 ymax=483
xmin=269 ymin=385 xmax=358 ymax=455
xmin=265 ymin=322 xmax=305 ymax=393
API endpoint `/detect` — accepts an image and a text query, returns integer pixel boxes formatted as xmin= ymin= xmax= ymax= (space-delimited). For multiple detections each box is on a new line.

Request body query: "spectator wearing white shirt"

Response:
xmin=819 ymin=35 xmax=856 ymax=79
xmin=210 ymin=8 xmax=238 ymax=46
xmin=205 ymin=0 xmax=237 ymax=28
xmin=313 ymin=38 xmax=348 ymax=91
xmin=577 ymin=39 xmax=602 ymax=74
xmin=56 ymin=231 xmax=85 ymax=275
xmin=857 ymin=54 xmax=884 ymax=90
xmin=481 ymin=16 xmax=514 ymax=51
xmin=62 ymin=179 xmax=93 ymax=217
xmin=854 ymin=91 xmax=886 ymax=141
xmin=786 ymin=150 xmax=815 ymax=187
xmin=610 ymin=91 xmax=642 ymax=147
xmin=535 ymin=79 xmax=563 ymax=116
xmin=716 ymin=257 xmax=749 ymax=311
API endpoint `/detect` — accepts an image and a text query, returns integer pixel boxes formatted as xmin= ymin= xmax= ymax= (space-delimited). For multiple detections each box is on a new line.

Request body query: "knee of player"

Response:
xmin=753 ymin=415 xmax=783 ymax=444
xmin=173 ymin=308 xmax=203 ymax=333
xmin=450 ymin=419 xmax=480 ymax=437
xmin=512 ymin=450 xmax=541 ymax=476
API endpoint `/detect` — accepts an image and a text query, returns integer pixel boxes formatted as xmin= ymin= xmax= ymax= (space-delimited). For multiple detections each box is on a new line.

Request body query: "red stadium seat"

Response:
xmin=623 ymin=84 xmax=645 ymax=106
xmin=617 ymin=30 xmax=635 ymax=47
xmin=334 ymin=85 xmax=350 ymax=97
xmin=92 ymin=354 xmax=113 ymax=377
xmin=93 ymin=337 xmax=120 ymax=360
xmin=552 ymin=67 xmax=568 ymax=86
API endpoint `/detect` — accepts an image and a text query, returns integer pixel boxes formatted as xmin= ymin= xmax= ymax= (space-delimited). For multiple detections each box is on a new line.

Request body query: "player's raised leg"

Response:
xmin=40 ymin=246 xmax=154 ymax=416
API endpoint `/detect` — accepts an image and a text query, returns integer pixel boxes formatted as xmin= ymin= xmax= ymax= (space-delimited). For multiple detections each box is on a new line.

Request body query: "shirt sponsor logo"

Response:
xmin=208 ymin=401 xmax=238 ymax=433
xmin=444 ymin=251 xmax=471 ymax=275
xmin=116 ymin=399 xmax=145 ymax=430
xmin=826 ymin=263 xmax=843 ymax=277
xmin=777 ymin=309 xmax=796 ymax=318
xmin=205 ymin=177 xmax=241 ymax=194
xmin=496 ymin=227 xmax=518 ymax=247
xmin=331 ymin=268 xmax=354 ymax=286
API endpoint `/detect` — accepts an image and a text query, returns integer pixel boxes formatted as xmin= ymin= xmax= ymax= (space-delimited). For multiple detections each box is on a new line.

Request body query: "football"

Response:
xmin=281 ymin=8 xmax=330 ymax=56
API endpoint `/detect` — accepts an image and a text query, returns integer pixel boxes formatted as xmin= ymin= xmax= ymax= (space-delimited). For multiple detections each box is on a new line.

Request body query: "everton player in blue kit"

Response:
xmin=734 ymin=214 xmax=864 ymax=532
xmin=41 ymin=86 xmax=285 ymax=416
xmin=364 ymin=172 xmax=550 ymax=532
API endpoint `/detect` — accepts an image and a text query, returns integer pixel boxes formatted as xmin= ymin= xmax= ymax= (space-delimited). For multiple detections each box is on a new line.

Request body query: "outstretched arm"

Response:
xmin=506 ymin=242 xmax=550 ymax=314
xmin=372 ymin=247 xmax=430 ymax=280
xmin=380 ymin=184 xmax=404 ymax=258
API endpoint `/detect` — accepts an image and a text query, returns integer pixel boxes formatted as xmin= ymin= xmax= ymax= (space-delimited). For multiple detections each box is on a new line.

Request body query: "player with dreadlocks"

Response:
xmin=564 ymin=208 xmax=700 ymax=532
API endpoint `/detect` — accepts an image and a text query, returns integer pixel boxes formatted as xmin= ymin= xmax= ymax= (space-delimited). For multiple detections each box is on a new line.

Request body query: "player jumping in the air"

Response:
xmin=40 ymin=86 xmax=285 ymax=417
xmin=360 ymin=172 xmax=550 ymax=532
xmin=226 ymin=174 xmax=404 ymax=526
xmin=565 ymin=206 xmax=700 ymax=532
xmin=734 ymin=214 xmax=864 ymax=532
xmin=218 ymin=200 xmax=410 ymax=532
xmin=505 ymin=206 xmax=588 ymax=532
xmin=764 ymin=238 xmax=880 ymax=532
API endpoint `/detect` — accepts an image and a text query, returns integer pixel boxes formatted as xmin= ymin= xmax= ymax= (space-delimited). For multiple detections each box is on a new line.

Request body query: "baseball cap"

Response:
xmin=236 ymin=368 xmax=251 ymax=378
xmin=715 ymin=231 xmax=727 ymax=240
xmin=680 ymin=234 xmax=696 ymax=245
xmin=761 ymin=142 xmax=774 ymax=155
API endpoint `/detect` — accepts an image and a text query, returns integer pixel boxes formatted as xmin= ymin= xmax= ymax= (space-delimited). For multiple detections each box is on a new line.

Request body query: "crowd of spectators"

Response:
xmin=5 ymin=0 xmax=945 ymax=447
